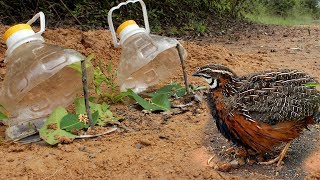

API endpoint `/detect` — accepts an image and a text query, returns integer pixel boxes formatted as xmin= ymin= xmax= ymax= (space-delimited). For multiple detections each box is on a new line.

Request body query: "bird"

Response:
xmin=192 ymin=64 xmax=320 ymax=168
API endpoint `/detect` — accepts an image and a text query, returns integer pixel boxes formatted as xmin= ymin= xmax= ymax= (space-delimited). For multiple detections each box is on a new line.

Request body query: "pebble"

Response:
xmin=135 ymin=143 xmax=143 ymax=149
xmin=79 ymin=146 xmax=88 ymax=152
xmin=88 ymin=153 xmax=96 ymax=159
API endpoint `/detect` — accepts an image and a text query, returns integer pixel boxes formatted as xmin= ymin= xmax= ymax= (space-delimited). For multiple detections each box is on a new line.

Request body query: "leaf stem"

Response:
xmin=81 ymin=60 xmax=94 ymax=129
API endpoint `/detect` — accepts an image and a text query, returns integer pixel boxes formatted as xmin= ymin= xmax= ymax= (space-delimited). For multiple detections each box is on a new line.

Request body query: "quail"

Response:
xmin=193 ymin=64 xmax=320 ymax=167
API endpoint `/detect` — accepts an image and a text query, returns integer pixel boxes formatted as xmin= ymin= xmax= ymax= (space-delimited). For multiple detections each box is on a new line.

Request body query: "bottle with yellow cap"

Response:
xmin=0 ymin=12 xmax=92 ymax=141
xmin=108 ymin=0 xmax=187 ymax=93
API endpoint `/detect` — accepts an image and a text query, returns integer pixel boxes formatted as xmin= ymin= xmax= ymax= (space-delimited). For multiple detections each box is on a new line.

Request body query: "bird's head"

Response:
xmin=192 ymin=64 xmax=236 ymax=90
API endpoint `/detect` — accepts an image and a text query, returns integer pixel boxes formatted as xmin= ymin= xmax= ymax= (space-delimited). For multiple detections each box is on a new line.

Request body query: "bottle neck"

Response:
xmin=119 ymin=24 xmax=148 ymax=45
xmin=5 ymin=34 xmax=44 ymax=63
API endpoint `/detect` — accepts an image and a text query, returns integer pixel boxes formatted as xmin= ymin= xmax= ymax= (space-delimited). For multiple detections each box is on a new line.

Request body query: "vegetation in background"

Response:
xmin=245 ymin=0 xmax=320 ymax=25
xmin=0 ymin=0 xmax=250 ymax=35
xmin=1 ymin=0 xmax=320 ymax=35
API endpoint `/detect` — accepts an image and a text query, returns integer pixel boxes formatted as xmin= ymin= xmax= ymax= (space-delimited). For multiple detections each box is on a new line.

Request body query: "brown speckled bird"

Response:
xmin=193 ymin=64 xmax=320 ymax=167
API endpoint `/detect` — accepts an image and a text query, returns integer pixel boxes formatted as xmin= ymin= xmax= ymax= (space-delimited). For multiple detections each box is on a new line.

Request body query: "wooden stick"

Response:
xmin=81 ymin=60 xmax=94 ymax=129
xmin=176 ymin=44 xmax=190 ymax=94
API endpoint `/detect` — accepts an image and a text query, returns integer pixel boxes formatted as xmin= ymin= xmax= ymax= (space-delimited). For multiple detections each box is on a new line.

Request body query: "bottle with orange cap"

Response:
xmin=108 ymin=0 xmax=187 ymax=93
xmin=0 ymin=12 xmax=92 ymax=141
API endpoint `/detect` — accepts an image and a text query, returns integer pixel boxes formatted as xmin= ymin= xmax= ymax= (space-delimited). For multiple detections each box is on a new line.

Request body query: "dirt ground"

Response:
xmin=0 ymin=23 xmax=319 ymax=179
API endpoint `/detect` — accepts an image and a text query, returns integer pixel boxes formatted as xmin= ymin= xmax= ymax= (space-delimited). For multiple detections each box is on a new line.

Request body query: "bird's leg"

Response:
xmin=259 ymin=141 xmax=292 ymax=166
xmin=276 ymin=141 xmax=292 ymax=167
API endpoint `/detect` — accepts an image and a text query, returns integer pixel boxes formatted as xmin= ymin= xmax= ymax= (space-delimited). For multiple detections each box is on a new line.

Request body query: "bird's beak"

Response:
xmin=192 ymin=71 xmax=200 ymax=77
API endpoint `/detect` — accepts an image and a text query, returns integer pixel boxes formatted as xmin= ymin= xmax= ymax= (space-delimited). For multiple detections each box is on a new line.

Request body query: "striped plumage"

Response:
xmin=193 ymin=64 xmax=320 ymax=163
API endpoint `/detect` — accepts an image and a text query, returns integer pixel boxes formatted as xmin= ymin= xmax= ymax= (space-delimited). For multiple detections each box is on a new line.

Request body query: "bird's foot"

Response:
xmin=259 ymin=156 xmax=281 ymax=165
xmin=259 ymin=141 xmax=292 ymax=171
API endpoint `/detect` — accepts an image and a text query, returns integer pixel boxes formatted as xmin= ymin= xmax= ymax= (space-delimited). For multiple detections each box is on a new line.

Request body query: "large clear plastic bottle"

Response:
xmin=0 ymin=12 xmax=92 ymax=140
xmin=108 ymin=0 xmax=187 ymax=93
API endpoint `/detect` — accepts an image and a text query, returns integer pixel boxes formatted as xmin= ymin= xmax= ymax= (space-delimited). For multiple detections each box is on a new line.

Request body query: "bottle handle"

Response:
xmin=108 ymin=0 xmax=150 ymax=47
xmin=27 ymin=11 xmax=46 ymax=35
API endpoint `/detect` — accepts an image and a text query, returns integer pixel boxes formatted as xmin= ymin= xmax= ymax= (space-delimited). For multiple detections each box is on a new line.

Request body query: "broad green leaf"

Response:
xmin=146 ymin=82 xmax=186 ymax=98
xmin=75 ymin=98 xmax=86 ymax=114
xmin=39 ymin=107 xmax=76 ymax=145
xmin=60 ymin=114 xmax=82 ymax=131
xmin=60 ymin=111 xmax=99 ymax=131
xmin=151 ymin=94 xmax=171 ymax=111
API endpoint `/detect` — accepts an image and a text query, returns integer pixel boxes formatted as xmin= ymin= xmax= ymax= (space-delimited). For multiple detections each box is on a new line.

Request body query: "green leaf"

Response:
xmin=126 ymin=89 xmax=171 ymax=111
xmin=74 ymin=98 xmax=117 ymax=125
xmin=146 ymin=82 xmax=186 ymax=98
xmin=75 ymin=98 xmax=86 ymax=114
xmin=93 ymin=68 xmax=107 ymax=87
xmin=126 ymin=90 xmax=157 ymax=111
xmin=304 ymin=83 xmax=320 ymax=87
xmin=0 ymin=105 xmax=8 ymax=121
xmin=106 ymin=61 xmax=112 ymax=73
xmin=151 ymin=94 xmax=171 ymax=111
xmin=86 ymin=53 xmax=95 ymax=62
xmin=67 ymin=53 xmax=94 ymax=73
xmin=60 ymin=111 xmax=99 ymax=131
xmin=39 ymin=107 xmax=76 ymax=145
xmin=0 ymin=112 xmax=7 ymax=120
xmin=60 ymin=114 xmax=83 ymax=131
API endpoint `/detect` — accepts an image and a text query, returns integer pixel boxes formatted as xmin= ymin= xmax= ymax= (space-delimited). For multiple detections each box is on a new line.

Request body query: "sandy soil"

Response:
xmin=0 ymin=23 xmax=319 ymax=179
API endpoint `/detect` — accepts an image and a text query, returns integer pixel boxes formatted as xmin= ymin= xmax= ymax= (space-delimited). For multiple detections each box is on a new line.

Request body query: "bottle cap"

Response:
xmin=116 ymin=20 xmax=147 ymax=45
xmin=116 ymin=20 xmax=137 ymax=35
xmin=3 ymin=23 xmax=44 ymax=62
xmin=3 ymin=24 xmax=35 ymax=47
xmin=3 ymin=24 xmax=34 ymax=41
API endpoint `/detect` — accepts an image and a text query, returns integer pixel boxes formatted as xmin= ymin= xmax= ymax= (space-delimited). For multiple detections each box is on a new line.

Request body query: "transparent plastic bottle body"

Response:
xmin=118 ymin=32 xmax=186 ymax=93
xmin=0 ymin=40 xmax=91 ymax=139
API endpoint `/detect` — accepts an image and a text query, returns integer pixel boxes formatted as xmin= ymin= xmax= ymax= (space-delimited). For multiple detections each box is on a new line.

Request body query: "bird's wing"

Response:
xmin=233 ymin=69 xmax=320 ymax=125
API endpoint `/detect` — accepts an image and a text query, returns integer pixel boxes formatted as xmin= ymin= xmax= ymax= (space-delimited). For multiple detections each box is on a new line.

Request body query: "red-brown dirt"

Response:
xmin=0 ymin=23 xmax=319 ymax=179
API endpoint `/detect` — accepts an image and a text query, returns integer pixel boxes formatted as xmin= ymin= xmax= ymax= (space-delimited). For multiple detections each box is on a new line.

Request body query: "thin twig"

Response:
xmin=59 ymin=0 xmax=82 ymax=26
xmin=44 ymin=166 xmax=64 ymax=180
xmin=76 ymin=127 xmax=117 ymax=139
xmin=81 ymin=60 xmax=94 ymax=129
xmin=176 ymin=44 xmax=190 ymax=94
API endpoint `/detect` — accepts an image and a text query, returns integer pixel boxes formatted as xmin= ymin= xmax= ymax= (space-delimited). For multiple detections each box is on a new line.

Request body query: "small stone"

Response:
xmin=79 ymin=146 xmax=88 ymax=152
xmin=159 ymin=135 xmax=169 ymax=140
xmin=7 ymin=158 xmax=14 ymax=162
xmin=135 ymin=143 xmax=143 ymax=149
xmin=270 ymin=49 xmax=277 ymax=52
xmin=88 ymin=153 xmax=96 ymax=159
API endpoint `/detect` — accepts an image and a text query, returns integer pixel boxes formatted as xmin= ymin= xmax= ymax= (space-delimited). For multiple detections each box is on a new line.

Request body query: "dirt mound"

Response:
xmin=0 ymin=24 xmax=319 ymax=179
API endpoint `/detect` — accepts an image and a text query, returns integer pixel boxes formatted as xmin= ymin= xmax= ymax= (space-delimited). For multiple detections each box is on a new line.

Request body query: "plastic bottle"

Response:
xmin=108 ymin=0 xmax=187 ymax=93
xmin=0 ymin=12 xmax=92 ymax=140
